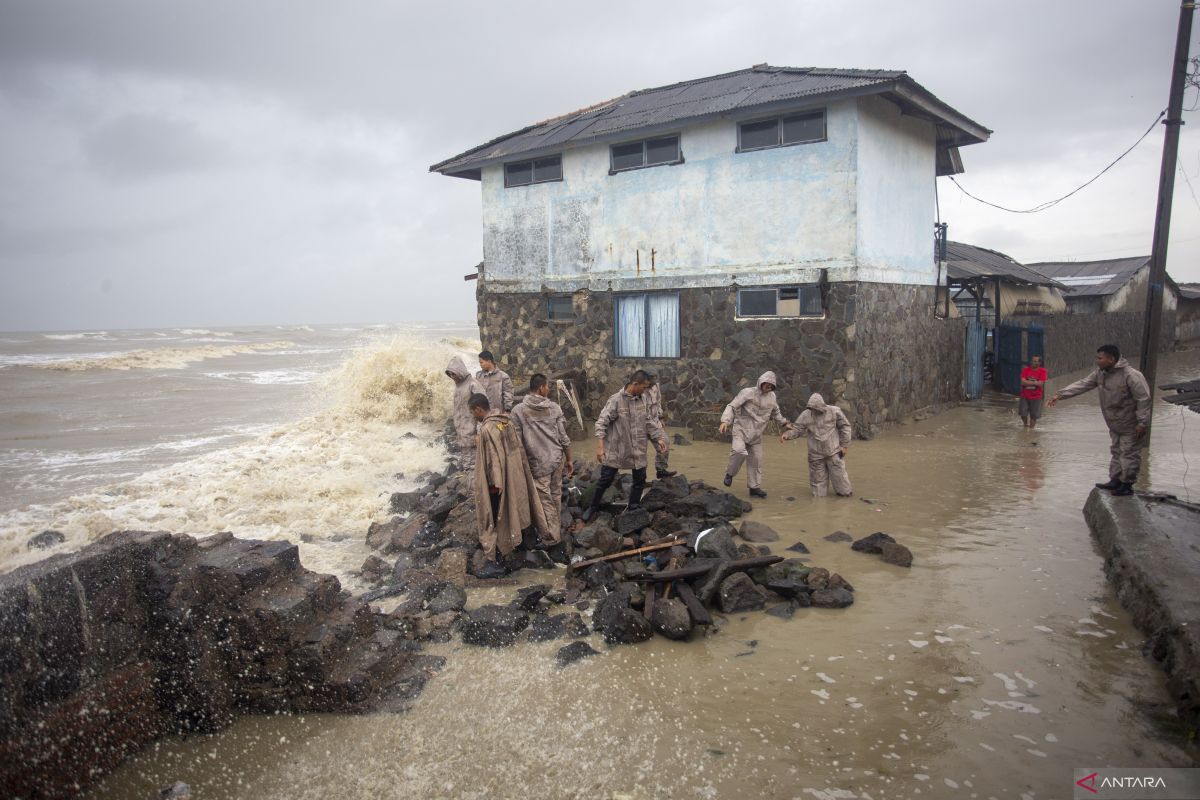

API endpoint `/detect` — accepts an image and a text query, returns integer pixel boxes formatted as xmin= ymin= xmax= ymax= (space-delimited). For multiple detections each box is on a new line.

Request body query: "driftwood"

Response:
xmin=622 ymin=563 xmax=717 ymax=583
xmin=675 ymin=582 xmax=713 ymax=626
xmin=567 ymin=538 xmax=686 ymax=571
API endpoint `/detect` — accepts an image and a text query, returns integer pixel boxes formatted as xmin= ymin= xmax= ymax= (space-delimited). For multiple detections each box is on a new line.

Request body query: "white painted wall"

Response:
xmin=479 ymin=96 xmax=940 ymax=291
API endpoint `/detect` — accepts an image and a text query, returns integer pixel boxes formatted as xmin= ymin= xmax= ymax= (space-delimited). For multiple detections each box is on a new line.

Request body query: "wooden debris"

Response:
xmin=567 ymin=537 xmax=686 ymax=571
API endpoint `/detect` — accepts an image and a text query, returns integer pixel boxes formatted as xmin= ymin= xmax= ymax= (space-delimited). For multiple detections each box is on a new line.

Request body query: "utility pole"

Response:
xmin=1139 ymin=0 xmax=1195 ymax=441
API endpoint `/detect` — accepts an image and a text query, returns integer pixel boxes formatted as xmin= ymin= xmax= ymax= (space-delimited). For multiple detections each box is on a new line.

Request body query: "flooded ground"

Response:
xmin=92 ymin=349 xmax=1200 ymax=800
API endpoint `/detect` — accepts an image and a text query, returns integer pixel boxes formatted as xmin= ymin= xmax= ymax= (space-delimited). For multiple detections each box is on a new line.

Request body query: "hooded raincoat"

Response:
xmin=594 ymin=388 xmax=666 ymax=470
xmin=446 ymin=356 xmax=484 ymax=450
xmin=720 ymin=371 xmax=788 ymax=489
xmin=783 ymin=393 xmax=853 ymax=496
xmin=1057 ymin=357 xmax=1152 ymax=483
xmin=510 ymin=393 xmax=571 ymax=541
xmin=474 ymin=412 xmax=550 ymax=559
xmin=476 ymin=367 xmax=514 ymax=413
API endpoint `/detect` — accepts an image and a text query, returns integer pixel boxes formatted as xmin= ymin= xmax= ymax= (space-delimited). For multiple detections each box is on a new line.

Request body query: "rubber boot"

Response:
xmin=1095 ymin=477 xmax=1121 ymax=490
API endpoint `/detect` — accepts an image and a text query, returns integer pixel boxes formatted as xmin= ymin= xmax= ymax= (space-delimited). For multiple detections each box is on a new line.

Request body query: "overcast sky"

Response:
xmin=1 ymin=1 xmax=1197 ymax=331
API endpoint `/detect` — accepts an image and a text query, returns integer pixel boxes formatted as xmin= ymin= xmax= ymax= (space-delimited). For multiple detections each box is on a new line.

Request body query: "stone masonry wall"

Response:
xmin=478 ymin=281 xmax=966 ymax=439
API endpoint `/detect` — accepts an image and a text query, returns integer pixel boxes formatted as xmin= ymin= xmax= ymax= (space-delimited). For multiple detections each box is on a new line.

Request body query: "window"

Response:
xmin=609 ymin=135 xmax=681 ymax=173
xmin=737 ymin=286 xmax=823 ymax=318
xmin=504 ymin=155 xmax=563 ymax=187
xmin=546 ymin=295 xmax=574 ymax=321
xmin=737 ymin=110 xmax=826 ymax=152
xmin=614 ymin=293 xmax=680 ymax=358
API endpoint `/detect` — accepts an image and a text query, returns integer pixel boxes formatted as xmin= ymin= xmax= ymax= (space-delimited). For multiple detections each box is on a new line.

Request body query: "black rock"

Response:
xmin=556 ymin=640 xmax=601 ymax=667
xmin=704 ymin=491 xmax=750 ymax=518
xmin=591 ymin=586 xmax=633 ymax=632
xmin=360 ymin=555 xmax=390 ymax=582
xmin=810 ymin=588 xmax=855 ymax=608
xmin=718 ymin=573 xmax=767 ymax=613
xmin=511 ymin=584 xmax=551 ymax=611
xmin=416 ymin=491 xmax=462 ymax=525
xmin=361 ymin=584 xmax=405 ymax=602
xmin=766 ymin=602 xmax=797 ymax=620
xmin=673 ymin=433 xmax=692 ymax=446
xmin=739 ymin=521 xmax=780 ymax=543
xmin=460 ymin=605 xmax=530 ymax=647
xmin=615 ymin=506 xmax=652 ymax=536
xmin=582 ymin=561 xmax=618 ymax=591
xmin=823 ymin=530 xmax=854 ymax=543
xmin=158 ymin=782 xmax=192 ymax=799
xmin=765 ymin=579 xmax=812 ymax=599
xmin=528 ymin=612 xmax=589 ymax=642
xmin=784 ymin=541 xmax=810 ymax=553
xmin=851 ymin=532 xmax=896 ymax=554
xmin=423 ymin=581 xmax=467 ymax=614
xmin=879 ymin=542 xmax=914 ymax=568
xmin=27 ymin=530 xmax=65 ymax=550
xmin=389 ymin=491 xmax=422 ymax=514
xmin=602 ymin=607 xmax=654 ymax=644
xmin=651 ymin=598 xmax=692 ymax=640
xmin=692 ymin=524 xmax=739 ymax=560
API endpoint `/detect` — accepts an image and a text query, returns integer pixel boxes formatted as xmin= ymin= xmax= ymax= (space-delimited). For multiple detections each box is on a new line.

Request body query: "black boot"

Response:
xmin=749 ymin=487 xmax=768 ymax=498
xmin=1111 ymin=482 xmax=1134 ymax=496
xmin=656 ymin=469 xmax=677 ymax=479
xmin=1095 ymin=477 xmax=1121 ymax=490
xmin=723 ymin=474 xmax=733 ymax=487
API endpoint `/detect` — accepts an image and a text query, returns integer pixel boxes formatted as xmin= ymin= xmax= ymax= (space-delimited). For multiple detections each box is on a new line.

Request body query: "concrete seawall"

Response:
xmin=1084 ymin=489 xmax=1200 ymax=742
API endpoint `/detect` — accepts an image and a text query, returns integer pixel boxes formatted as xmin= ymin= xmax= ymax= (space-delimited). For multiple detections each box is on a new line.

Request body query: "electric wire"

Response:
xmin=947 ymin=110 xmax=1167 ymax=214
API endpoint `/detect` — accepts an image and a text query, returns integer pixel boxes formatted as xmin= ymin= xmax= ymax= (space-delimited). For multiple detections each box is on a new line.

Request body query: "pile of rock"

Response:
xmin=849 ymin=531 xmax=914 ymax=568
xmin=362 ymin=466 xmax=859 ymax=659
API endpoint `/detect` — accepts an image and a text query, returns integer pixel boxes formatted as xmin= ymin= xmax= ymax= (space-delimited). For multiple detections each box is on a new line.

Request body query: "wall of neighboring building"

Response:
xmin=855 ymin=95 xmax=937 ymax=285
xmin=1177 ymin=297 xmax=1200 ymax=342
xmin=476 ymin=281 xmax=964 ymax=439
xmin=1009 ymin=309 xmax=1177 ymax=378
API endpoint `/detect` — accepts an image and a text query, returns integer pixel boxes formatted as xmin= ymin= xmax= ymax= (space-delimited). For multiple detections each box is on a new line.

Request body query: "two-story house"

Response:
xmin=431 ymin=65 xmax=990 ymax=436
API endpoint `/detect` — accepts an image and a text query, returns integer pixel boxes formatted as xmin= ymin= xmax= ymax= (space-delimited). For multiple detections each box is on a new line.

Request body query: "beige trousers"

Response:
xmin=809 ymin=453 xmax=852 ymax=497
xmin=1108 ymin=430 xmax=1141 ymax=484
xmin=727 ymin=432 xmax=763 ymax=489
xmin=531 ymin=465 xmax=563 ymax=544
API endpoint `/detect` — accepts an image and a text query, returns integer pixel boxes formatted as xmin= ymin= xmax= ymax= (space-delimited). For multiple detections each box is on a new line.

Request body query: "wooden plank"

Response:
xmin=643 ymin=580 xmax=656 ymax=620
xmin=567 ymin=538 xmax=686 ymax=571
xmin=675 ymin=582 xmax=712 ymax=626
xmin=621 ymin=563 xmax=716 ymax=583
xmin=661 ymin=557 xmax=680 ymax=599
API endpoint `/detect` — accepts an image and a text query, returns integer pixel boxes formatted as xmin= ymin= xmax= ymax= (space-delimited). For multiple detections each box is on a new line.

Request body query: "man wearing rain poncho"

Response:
xmin=719 ymin=371 xmax=794 ymax=498
xmin=780 ymin=392 xmax=854 ymax=498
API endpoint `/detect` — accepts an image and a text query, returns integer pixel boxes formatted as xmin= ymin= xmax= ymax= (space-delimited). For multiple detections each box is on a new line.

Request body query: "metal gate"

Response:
xmin=965 ymin=321 xmax=985 ymax=399
xmin=996 ymin=325 xmax=1044 ymax=395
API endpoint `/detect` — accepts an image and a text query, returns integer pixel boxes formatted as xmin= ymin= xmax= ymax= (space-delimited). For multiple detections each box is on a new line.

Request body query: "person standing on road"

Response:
xmin=1046 ymin=345 xmax=1151 ymax=497
xmin=583 ymin=370 xmax=668 ymax=522
xmin=476 ymin=350 xmax=514 ymax=412
xmin=1019 ymin=354 xmax=1048 ymax=429
xmin=510 ymin=373 xmax=572 ymax=544
xmin=780 ymin=392 xmax=853 ymax=497
xmin=644 ymin=374 xmax=676 ymax=479
xmin=719 ymin=371 xmax=794 ymax=498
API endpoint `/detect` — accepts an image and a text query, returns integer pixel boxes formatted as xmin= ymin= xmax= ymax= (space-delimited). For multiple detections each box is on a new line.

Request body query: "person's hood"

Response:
xmin=446 ymin=356 xmax=471 ymax=382
xmin=1110 ymin=357 xmax=1130 ymax=371
xmin=806 ymin=393 xmax=828 ymax=412
xmin=757 ymin=371 xmax=778 ymax=390
xmin=522 ymin=392 xmax=553 ymax=409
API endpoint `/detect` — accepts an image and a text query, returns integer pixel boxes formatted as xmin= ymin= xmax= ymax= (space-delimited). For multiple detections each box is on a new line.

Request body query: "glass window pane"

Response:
xmin=739 ymin=119 xmax=779 ymax=150
xmin=614 ymin=295 xmax=646 ymax=357
xmin=779 ymin=287 xmax=800 ymax=300
xmin=547 ymin=295 xmax=573 ymax=320
xmin=611 ymin=142 xmax=644 ymax=171
xmin=739 ymin=289 xmax=777 ymax=316
xmin=782 ymin=112 xmax=825 ymax=144
xmin=645 ymin=136 xmax=679 ymax=165
xmin=798 ymin=285 xmax=824 ymax=316
xmin=532 ymin=156 xmax=561 ymax=182
xmin=646 ymin=294 xmax=680 ymax=358
xmin=505 ymin=161 xmax=532 ymax=187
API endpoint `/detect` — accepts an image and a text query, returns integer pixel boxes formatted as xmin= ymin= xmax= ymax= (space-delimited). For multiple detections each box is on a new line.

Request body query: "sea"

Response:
xmin=0 ymin=322 xmax=479 ymax=589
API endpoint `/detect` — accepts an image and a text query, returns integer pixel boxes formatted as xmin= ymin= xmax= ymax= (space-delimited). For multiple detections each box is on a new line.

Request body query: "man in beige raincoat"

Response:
xmin=582 ymin=370 xmax=668 ymax=522
xmin=510 ymin=373 xmax=573 ymax=544
xmin=780 ymin=393 xmax=853 ymax=497
xmin=476 ymin=350 xmax=514 ymax=412
xmin=644 ymin=374 xmax=675 ymax=479
xmin=445 ymin=355 xmax=483 ymax=467
xmin=1047 ymin=344 xmax=1151 ymax=496
xmin=470 ymin=394 xmax=549 ymax=577
xmin=719 ymin=371 xmax=793 ymax=498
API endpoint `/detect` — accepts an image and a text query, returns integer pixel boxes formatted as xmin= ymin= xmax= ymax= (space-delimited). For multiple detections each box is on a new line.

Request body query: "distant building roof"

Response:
xmin=944 ymin=241 xmax=1063 ymax=287
xmin=430 ymin=65 xmax=991 ymax=179
xmin=1026 ymin=256 xmax=1150 ymax=298
xmin=1180 ymin=282 xmax=1200 ymax=301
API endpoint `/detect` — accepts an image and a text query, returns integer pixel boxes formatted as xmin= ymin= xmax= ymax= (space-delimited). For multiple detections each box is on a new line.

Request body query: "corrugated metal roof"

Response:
xmin=944 ymin=241 xmax=1063 ymax=287
xmin=1179 ymin=282 xmax=1200 ymax=301
xmin=430 ymin=65 xmax=991 ymax=178
xmin=1026 ymin=256 xmax=1150 ymax=297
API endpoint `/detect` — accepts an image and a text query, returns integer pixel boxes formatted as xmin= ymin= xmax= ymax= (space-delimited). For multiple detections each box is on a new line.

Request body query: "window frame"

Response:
xmin=608 ymin=134 xmax=684 ymax=174
xmin=612 ymin=291 xmax=681 ymax=359
xmin=736 ymin=285 xmax=825 ymax=319
xmin=736 ymin=109 xmax=827 ymax=153
xmin=546 ymin=294 xmax=574 ymax=322
xmin=503 ymin=154 xmax=564 ymax=188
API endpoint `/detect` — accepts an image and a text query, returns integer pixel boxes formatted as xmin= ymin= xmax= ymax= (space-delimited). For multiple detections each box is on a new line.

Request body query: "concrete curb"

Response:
xmin=1084 ymin=488 xmax=1200 ymax=744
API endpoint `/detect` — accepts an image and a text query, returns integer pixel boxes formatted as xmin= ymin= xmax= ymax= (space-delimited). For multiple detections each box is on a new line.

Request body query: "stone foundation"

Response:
xmin=478 ymin=281 xmax=965 ymax=439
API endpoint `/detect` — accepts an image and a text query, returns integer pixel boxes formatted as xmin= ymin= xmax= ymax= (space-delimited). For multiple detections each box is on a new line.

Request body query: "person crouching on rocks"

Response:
xmin=469 ymin=393 xmax=549 ymax=578
xmin=582 ymin=370 xmax=668 ymax=522
xmin=719 ymin=371 xmax=794 ymax=498
xmin=780 ymin=392 xmax=853 ymax=497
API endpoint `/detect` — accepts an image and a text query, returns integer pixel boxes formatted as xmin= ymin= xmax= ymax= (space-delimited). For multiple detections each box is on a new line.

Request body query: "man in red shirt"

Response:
xmin=1019 ymin=354 xmax=1048 ymax=428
